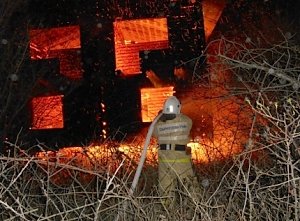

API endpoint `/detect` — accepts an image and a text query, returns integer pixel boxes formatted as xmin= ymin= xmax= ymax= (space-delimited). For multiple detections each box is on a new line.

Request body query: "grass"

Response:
xmin=1 ymin=139 xmax=299 ymax=221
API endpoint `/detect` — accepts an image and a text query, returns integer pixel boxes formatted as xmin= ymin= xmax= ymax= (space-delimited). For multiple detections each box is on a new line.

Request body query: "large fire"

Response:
xmin=34 ymin=69 xmax=255 ymax=185
xmin=31 ymin=3 xmax=254 ymax=185
xmin=35 ymin=88 xmax=253 ymax=184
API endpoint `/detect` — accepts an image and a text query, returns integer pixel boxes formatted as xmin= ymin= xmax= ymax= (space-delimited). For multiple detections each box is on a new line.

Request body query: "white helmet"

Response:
xmin=162 ymin=96 xmax=181 ymax=114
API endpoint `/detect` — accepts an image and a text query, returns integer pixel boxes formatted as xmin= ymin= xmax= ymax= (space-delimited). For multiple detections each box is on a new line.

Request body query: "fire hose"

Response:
xmin=114 ymin=112 xmax=162 ymax=221
xmin=130 ymin=112 xmax=162 ymax=194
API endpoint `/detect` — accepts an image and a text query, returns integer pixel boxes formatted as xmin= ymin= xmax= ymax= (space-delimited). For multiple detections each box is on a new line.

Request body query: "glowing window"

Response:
xmin=114 ymin=18 xmax=169 ymax=76
xmin=31 ymin=95 xmax=64 ymax=129
xmin=29 ymin=26 xmax=82 ymax=79
xmin=140 ymin=87 xmax=174 ymax=122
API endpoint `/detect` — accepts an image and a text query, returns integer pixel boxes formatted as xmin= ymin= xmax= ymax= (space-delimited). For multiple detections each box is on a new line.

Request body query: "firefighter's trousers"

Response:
xmin=158 ymin=149 xmax=198 ymax=209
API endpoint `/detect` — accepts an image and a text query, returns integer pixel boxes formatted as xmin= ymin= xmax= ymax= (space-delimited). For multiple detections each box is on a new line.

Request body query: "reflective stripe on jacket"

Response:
xmin=159 ymin=157 xmax=191 ymax=163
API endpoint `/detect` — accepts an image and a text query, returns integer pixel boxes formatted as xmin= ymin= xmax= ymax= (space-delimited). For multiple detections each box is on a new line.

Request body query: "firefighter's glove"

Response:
xmin=185 ymin=146 xmax=192 ymax=155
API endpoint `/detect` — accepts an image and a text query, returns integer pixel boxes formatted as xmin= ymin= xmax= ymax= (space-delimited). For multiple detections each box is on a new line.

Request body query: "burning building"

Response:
xmin=24 ymin=0 xmax=211 ymax=149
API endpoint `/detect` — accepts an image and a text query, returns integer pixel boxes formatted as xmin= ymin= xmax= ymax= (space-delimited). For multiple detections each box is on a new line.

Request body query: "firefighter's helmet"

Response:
xmin=162 ymin=96 xmax=181 ymax=114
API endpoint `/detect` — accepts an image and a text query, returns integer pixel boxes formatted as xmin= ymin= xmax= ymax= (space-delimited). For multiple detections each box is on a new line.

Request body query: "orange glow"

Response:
xmin=181 ymin=98 xmax=214 ymax=141
xmin=34 ymin=81 xmax=255 ymax=175
xmin=114 ymin=18 xmax=169 ymax=75
xmin=35 ymin=142 xmax=158 ymax=185
xmin=29 ymin=25 xmax=82 ymax=79
xmin=181 ymin=87 xmax=253 ymax=163
xmin=140 ymin=86 xmax=174 ymax=122
xmin=202 ymin=0 xmax=226 ymax=40
xmin=145 ymin=69 xmax=165 ymax=88
xmin=31 ymin=95 xmax=64 ymax=129
xmin=188 ymin=142 xmax=208 ymax=162
xmin=35 ymin=140 xmax=231 ymax=185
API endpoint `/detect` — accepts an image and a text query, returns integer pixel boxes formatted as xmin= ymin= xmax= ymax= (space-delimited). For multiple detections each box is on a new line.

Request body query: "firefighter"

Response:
xmin=153 ymin=96 xmax=198 ymax=213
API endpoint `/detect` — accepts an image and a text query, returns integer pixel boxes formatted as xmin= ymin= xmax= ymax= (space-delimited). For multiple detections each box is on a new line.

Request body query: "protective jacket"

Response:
xmin=153 ymin=113 xmax=192 ymax=147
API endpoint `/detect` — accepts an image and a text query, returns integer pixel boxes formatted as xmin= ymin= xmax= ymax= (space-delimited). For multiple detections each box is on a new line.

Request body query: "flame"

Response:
xmin=34 ymin=76 xmax=254 ymax=185
xmin=140 ymin=86 xmax=174 ymax=122
xmin=30 ymin=95 xmax=64 ymax=129
xmin=114 ymin=18 xmax=169 ymax=75
xmin=188 ymin=142 xmax=207 ymax=162
xmin=29 ymin=25 xmax=82 ymax=79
